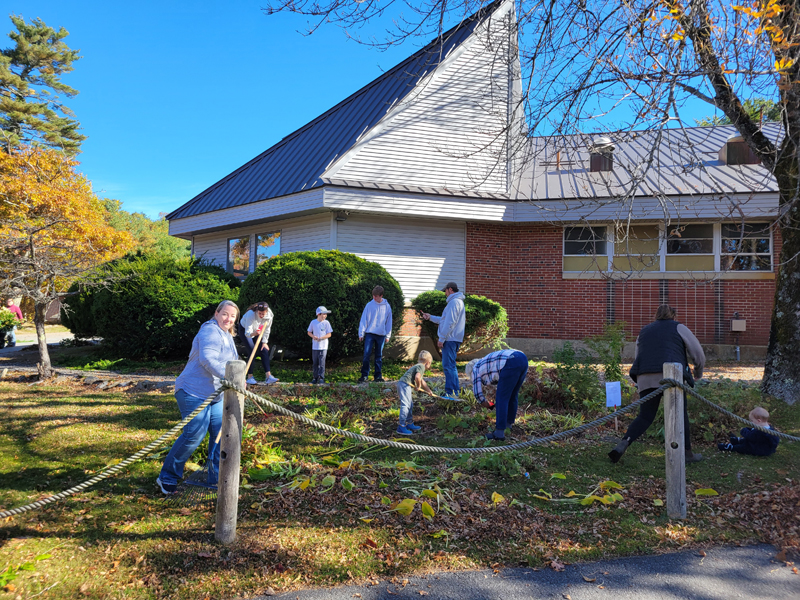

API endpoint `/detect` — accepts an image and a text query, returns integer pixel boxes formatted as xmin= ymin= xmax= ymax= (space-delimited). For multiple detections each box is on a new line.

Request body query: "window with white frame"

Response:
xmin=256 ymin=231 xmax=281 ymax=267
xmin=721 ymin=223 xmax=771 ymax=271
xmin=665 ymin=224 xmax=714 ymax=271
xmin=563 ymin=222 xmax=773 ymax=274
xmin=563 ymin=226 xmax=608 ymax=271
xmin=227 ymin=236 xmax=250 ymax=279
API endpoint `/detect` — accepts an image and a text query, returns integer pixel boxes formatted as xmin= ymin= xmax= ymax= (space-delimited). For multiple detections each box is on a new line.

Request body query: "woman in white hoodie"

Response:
xmin=238 ymin=302 xmax=279 ymax=385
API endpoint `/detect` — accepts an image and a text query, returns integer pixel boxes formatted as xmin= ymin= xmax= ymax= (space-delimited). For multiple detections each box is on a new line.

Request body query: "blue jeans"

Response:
xmin=159 ymin=389 xmax=222 ymax=486
xmin=397 ymin=381 xmax=415 ymax=426
xmin=441 ymin=341 xmax=461 ymax=395
xmin=312 ymin=349 xmax=327 ymax=381
xmin=494 ymin=351 xmax=528 ymax=432
xmin=361 ymin=333 xmax=385 ymax=379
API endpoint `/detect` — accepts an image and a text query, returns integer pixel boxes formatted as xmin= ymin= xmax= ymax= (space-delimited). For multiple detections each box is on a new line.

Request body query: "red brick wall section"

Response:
xmin=466 ymin=222 xmax=778 ymax=346
xmin=399 ymin=307 xmax=424 ymax=337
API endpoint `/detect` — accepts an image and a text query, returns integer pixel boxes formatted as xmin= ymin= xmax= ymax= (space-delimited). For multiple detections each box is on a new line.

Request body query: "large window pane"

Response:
xmin=666 ymin=224 xmax=713 ymax=255
xmin=564 ymin=226 xmax=606 ymax=256
xmin=228 ymin=236 xmax=250 ymax=279
xmin=613 ymin=225 xmax=660 ymax=272
xmin=256 ymin=231 xmax=281 ymax=266
xmin=721 ymin=222 xmax=770 ymax=271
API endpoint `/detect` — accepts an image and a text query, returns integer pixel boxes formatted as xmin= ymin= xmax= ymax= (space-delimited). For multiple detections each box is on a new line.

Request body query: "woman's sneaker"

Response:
xmin=396 ymin=425 xmax=414 ymax=435
xmin=156 ymin=477 xmax=177 ymax=495
xmin=246 ymin=375 xmax=258 ymax=385
xmin=265 ymin=376 xmax=279 ymax=384
xmin=406 ymin=423 xmax=421 ymax=431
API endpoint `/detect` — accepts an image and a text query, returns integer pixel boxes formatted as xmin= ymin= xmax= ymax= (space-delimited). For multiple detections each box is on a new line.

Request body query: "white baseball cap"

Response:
xmin=316 ymin=306 xmax=331 ymax=315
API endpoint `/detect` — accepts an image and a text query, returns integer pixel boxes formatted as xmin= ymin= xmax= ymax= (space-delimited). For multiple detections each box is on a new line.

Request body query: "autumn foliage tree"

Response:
xmin=0 ymin=146 xmax=135 ymax=377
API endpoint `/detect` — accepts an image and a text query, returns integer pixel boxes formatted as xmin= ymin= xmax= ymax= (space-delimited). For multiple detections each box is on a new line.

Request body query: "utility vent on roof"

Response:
xmin=719 ymin=134 xmax=760 ymax=166
xmin=589 ymin=136 xmax=615 ymax=172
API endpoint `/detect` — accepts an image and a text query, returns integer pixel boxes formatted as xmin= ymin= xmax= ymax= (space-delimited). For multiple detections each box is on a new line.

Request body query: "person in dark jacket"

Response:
xmin=609 ymin=304 xmax=705 ymax=464
xmin=718 ymin=407 xmax=779 ymax=456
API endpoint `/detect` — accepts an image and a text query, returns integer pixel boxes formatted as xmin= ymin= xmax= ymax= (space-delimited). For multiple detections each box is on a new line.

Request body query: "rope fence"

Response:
xmin=1 ymin=377 xmax=797 ymax=520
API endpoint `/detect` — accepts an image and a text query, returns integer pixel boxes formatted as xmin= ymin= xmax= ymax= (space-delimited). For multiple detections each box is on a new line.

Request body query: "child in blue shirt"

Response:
xmin=307 ymin=306 xmax=333 ymax=384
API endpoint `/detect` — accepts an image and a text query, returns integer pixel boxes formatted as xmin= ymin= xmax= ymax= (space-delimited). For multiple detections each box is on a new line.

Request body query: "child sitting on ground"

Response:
xmin=396 ymin=350 xmax=434 ymax=435
xmin=717 ymin=406 xmax=779 ymax=456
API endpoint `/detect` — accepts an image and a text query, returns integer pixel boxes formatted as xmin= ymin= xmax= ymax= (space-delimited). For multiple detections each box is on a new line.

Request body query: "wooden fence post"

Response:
xmin=663 ymin=362 xmax=686 ymax=520
xmin=215 ymin=360 xmax=246 ymax=544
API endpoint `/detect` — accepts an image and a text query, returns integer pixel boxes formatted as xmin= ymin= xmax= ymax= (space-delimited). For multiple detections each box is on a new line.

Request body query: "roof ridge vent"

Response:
xmin=719 ymin=133 xmax=760 ymax=166
xmin=589 ymin=136 xmax=615 ymax=172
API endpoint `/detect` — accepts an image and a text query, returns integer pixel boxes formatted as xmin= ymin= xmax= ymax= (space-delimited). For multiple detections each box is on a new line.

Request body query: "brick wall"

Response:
xmin=398 ymin=307 xmax=424 ymax=336
xmin=466 ymin=222 xmax=777 ymax=346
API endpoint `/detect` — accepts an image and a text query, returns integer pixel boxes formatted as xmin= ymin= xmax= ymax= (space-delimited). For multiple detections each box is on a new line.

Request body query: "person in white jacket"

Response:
xmin=358 ymin=286 xmax=393 ymax=383
xmin=422 ymin=282 xmax=465 ymax=399
xmin=237 ymin=302 xmax=279 ymax=385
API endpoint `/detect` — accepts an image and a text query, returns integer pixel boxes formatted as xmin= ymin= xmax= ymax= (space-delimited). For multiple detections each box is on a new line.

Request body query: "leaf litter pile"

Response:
xmin=0 ymin=372 xmax=798 ymax=599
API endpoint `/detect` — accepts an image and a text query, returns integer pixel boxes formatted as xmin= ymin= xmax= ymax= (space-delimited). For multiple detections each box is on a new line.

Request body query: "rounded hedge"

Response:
xmin=238 ymin=250 xmax=404 ymax=361
xmin=61 ymin=254 xmax=240 ymax=359
xmin=411 ymin=290 xmax=508 ymax=354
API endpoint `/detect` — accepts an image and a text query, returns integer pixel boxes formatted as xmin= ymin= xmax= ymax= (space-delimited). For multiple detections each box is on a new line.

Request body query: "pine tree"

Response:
xmin=0 ymin=15 xmax=85 ymax=154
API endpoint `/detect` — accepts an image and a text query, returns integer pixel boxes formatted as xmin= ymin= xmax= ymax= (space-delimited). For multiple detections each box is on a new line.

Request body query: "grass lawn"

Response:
xmin=0 ymin=368 xmax=798 ymax=599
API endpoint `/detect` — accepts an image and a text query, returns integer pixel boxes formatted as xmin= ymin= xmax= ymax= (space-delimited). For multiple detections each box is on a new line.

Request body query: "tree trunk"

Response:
xmin=762 ymin=154 xmax=800 ymax=405
xmin=34 ymin=300 xmax=53 ymax=379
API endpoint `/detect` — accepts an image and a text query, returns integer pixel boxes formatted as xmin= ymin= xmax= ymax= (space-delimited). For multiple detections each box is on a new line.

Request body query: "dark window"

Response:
xmin=564 ymin=226 xmax=607 ymax=255
xmin=666 ymin=224 xmax=713 ymax=254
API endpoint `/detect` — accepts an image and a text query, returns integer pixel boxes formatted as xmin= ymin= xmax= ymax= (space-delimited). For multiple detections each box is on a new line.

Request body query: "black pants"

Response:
xmin=623 ymin=387 xmax=692 ymax=451
xmin=238 ymin=324 xmax=270 ymax=376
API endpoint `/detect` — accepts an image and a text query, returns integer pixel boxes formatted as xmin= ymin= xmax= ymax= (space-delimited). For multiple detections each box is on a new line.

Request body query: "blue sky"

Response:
xmin=10 ymin=1 xmax=412 ymax=218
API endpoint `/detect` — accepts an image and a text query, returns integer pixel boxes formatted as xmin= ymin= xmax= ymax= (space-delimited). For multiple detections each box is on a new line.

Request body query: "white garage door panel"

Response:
xmin=337 ymin=216 xmax=465 ymax=299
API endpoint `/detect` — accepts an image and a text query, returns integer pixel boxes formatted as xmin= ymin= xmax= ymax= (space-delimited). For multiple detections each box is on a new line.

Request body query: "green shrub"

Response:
xmin=410 ymin=291 xmax=508 ymax=354
xmin=61 ymin=254 xmax=240 ymax=359
xmin=237 ymin=250 xmax=403 ymax=361
xmin=550 ymin=342 xmax=604 ymax=412
xmin=585 ymin=321 xmax=628 ymax=382
xmin=0 ymin=310 xmax=18 ymax=345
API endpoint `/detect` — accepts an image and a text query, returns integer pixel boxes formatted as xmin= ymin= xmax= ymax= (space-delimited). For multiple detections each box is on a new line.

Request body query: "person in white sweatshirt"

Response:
xmin=358 ymin=286 xmax=393 ymax=383
xmin=422 ymin=282 xmax=465 ymax=399
xmin=238 ymin=302 xmax=279 ymax=385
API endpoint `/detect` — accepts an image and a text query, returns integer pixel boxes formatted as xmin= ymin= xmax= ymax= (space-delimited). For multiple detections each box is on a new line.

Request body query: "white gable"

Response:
xmin=325 ymin=1 xmax=520 ymax=196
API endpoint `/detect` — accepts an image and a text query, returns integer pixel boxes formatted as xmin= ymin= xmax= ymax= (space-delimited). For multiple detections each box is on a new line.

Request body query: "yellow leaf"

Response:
xmin=381 ymin=496 xmax=392 ymax=505
xmin=654 ymin=498 xmax=664 ymax=506
xmin=694 ymin=488 xmax=719 ymax=496
xmin=360 ymin=518 xmax=374 ymax=523
xmin=599 ymin=480 xmax=624 ymax=491
xmin=321 ymin=475 xmax=336 ymax=487
xmin=391 ymin=499 xmax=417 ymax=516
xmin=580 ymin=495 xmax=603 ymax=505
xmin=338 ymin=461 xmax=351 ymax=469
xmin=452 ymin=472 xmax=466 ymax=481
xmin=566 ymin=491 xmax=577 ymax=497
xmin=550 ymin=473 xmax=566 ymax=480
xmin=491 ymin=492 xmax=505 ymax=504
xmin=421 ymin=501 xmax=435 ymax=520
xmin=775 ymin=57 xmax=794 ymax=72
xmin=421 ymin=489 xmax=439 ymax=499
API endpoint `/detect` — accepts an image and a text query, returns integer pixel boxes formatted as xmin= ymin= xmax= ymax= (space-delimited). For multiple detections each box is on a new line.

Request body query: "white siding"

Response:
xmin=169 ymin=188 xmax=325 ymax=237
xmin=327 ymin=3 xmax=516 ymax=195
xmin=192 ymin=213 xmax=332 ymax=272
xmin=336 ymin=214 xmax=465 ymax=299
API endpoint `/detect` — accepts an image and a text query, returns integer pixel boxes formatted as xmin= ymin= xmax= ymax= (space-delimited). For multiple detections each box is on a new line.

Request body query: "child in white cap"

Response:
xmin=308 ymin=306 xmax=333 ymax=384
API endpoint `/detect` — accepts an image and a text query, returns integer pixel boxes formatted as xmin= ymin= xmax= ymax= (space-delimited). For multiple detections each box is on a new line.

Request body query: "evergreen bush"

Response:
xmin=61 ymin=254 xmax=240 ymax=358
xmin=410 ymin=291 xmax=508 ymax=354
xmin=237 ymin=250 xmax=403 ymax=360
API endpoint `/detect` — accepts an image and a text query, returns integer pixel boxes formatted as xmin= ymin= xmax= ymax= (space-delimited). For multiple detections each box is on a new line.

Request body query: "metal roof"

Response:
xmin=166 ymin=1 xmax=503 ymax=222
xmin=515 ymin=124 xmax=781 ymax=201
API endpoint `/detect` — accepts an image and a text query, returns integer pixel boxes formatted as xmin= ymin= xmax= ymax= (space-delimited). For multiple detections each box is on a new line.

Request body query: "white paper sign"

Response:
xmin=605 ymin=381 xmax=622 ymax=408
